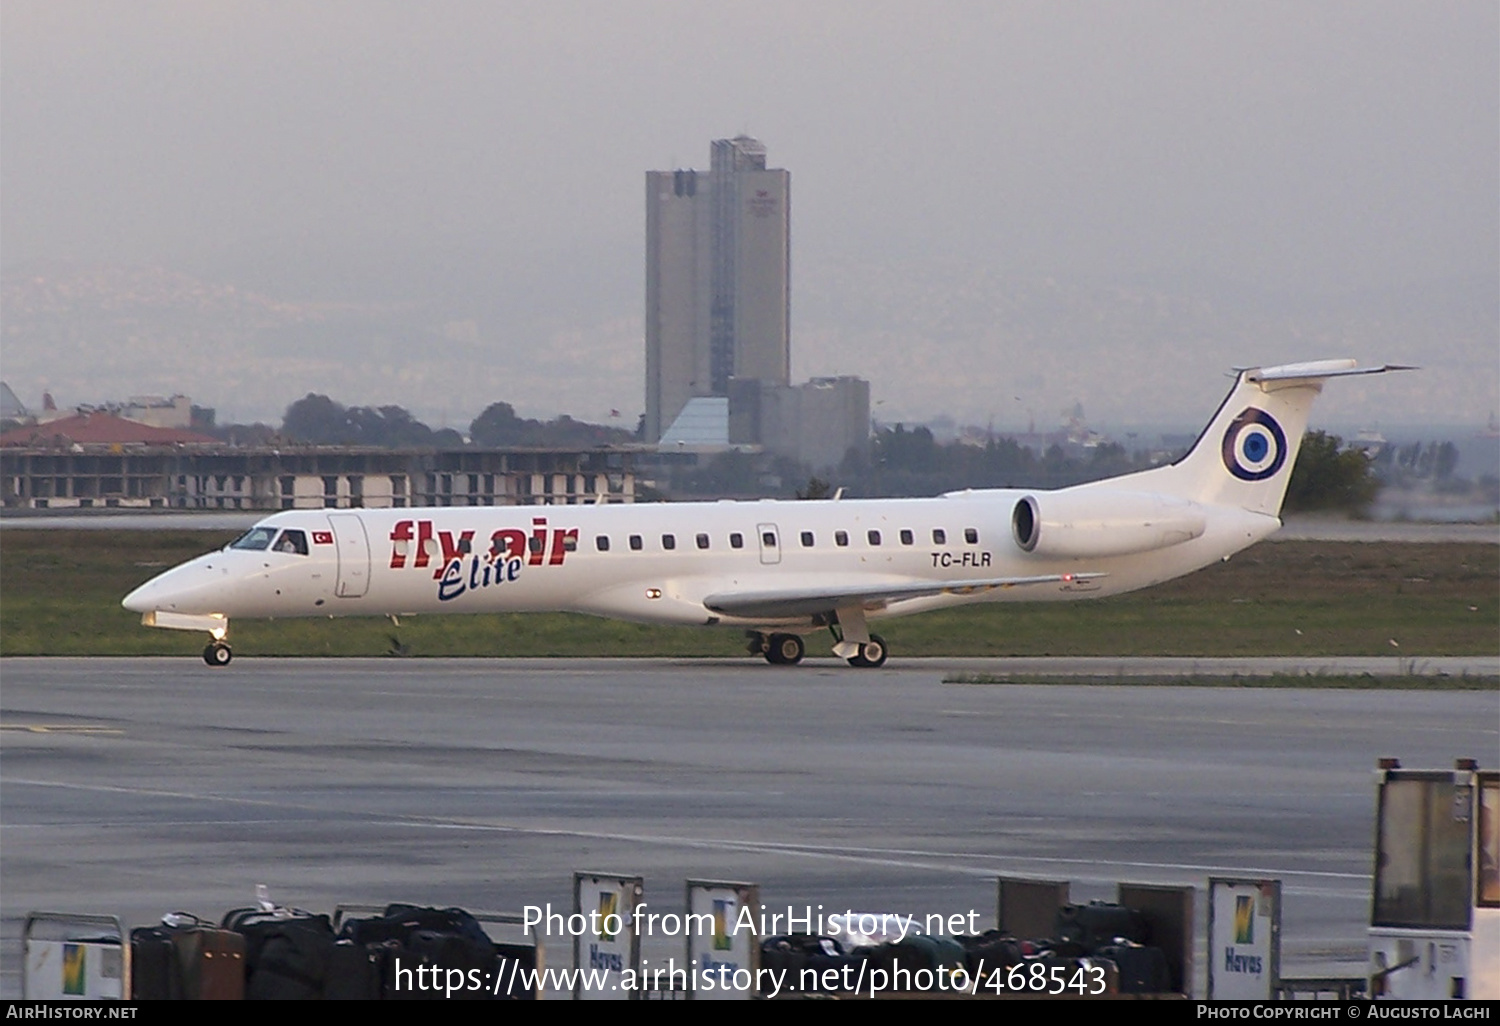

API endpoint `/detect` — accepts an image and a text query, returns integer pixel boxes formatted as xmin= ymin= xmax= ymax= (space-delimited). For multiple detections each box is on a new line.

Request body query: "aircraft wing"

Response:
xmin=701 ymin=573 xmax=1106 ymax=619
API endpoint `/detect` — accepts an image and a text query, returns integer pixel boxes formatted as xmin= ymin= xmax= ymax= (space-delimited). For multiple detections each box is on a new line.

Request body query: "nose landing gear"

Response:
xmin=203 ymin=642 xmax=233 ymax=666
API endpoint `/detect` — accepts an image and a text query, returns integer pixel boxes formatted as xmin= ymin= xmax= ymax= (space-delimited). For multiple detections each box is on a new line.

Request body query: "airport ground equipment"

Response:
xmin=996 ymin=877 xmax=1193 ymax=996
xmin=1368 ymin=758 xmax=1498 ymax=999
xmin=573 ymin=871 xmax=644 ymax=1001
xmin=1206 ymin=877 xmax=1280 ymax=999
xmin=22 ymin=912 xmax=128 ymax=1000
xmin=684 ymin=880 xmax=759 ymax=1001
xmin=996 ymin=877 xmax=1072 ymax=943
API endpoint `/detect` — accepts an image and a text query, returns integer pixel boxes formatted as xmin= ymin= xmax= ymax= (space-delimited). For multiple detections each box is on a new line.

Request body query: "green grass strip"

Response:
xmin=2 ymin=531 xmax=1495 ymax=658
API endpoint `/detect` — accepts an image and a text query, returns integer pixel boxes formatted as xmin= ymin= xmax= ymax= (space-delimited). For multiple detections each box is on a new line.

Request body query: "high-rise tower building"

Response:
xmin=645 ymin=136 xmax=790 ymax=443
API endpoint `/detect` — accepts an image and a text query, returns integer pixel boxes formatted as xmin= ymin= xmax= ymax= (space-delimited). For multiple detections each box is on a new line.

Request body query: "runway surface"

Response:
xmin=2 ymin=657 xmax=1496 ymax=997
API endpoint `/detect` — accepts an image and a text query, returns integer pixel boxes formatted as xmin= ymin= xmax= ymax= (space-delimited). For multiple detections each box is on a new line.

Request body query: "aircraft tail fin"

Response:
xmin=1130 ymin=359 xmax=1411 ymax=517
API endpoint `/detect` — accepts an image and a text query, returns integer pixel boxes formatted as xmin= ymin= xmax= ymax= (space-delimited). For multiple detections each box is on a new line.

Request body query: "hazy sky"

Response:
xmin=2 ymin=1 xmax=1496 ymax=426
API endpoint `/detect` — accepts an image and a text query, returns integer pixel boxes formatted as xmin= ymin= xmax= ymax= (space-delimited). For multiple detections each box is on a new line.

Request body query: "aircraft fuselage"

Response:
xmin=120 ymin=359 xmax=1405 ymax=667
xmin=124 ymin=489 xmax=1275 ymax=629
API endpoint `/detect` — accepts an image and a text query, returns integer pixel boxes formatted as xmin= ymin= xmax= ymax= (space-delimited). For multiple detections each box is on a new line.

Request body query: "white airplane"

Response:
xmin=124 ymin=359 xmax=1404 ymax=667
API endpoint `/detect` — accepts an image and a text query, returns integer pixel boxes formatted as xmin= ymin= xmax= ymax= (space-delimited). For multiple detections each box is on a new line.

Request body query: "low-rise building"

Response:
xmin=1 ymin=444 xmax=638 ymax=511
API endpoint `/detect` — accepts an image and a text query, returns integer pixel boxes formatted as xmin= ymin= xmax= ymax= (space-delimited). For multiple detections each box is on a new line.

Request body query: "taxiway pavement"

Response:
xmin=2 ymin=657 xmax=1496 ymax=996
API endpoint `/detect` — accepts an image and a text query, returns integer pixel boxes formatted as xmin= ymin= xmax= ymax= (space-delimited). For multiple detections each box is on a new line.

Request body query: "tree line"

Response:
xmin=208 ymin=395 xmax=634 ymax=449
xmin=208 ymin=395 xmax=1388 ymax=514
xmin=689 ymin=426 xmax=1383 ymax=514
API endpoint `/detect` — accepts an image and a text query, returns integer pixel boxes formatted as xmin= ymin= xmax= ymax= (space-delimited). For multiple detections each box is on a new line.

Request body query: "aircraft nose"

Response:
xmin=121 ymin=582 xmax=152 ymax=614
xmin=121 ymin=557 xmax=236 ymax=615
xmin=122 ymin=571 xmax=184 ymax=613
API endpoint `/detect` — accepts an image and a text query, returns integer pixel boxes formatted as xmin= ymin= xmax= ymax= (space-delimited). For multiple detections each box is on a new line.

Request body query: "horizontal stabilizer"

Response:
xmin=704 ymin=573 xmax=1106 ymax=619
xmin=1239 ymin=360 xmax=1417 ymax=383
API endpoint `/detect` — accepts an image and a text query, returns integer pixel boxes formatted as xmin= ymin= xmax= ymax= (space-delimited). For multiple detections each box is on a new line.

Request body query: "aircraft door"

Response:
xmin=757 ymin=522 xmax=781 ymax=565
xmin=327 ymin=514 xmax=371 ymax=598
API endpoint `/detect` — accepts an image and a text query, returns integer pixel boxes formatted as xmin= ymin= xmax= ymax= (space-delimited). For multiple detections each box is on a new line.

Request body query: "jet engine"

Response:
xmin=1012 ymin=489 xmax=1207 ymax=559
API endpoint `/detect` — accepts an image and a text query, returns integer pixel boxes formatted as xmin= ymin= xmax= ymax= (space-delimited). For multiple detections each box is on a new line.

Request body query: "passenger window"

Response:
xmin=900 ymin=529 xmax=914 ymax=545
xmin=273 ymin=530 xmax=308 ymax=555
xmin=800 ymin=531 xmax=815 ymax=547
xmin=965 ymin=527 xmax=979 ymax=544
xmin=528 ymin=536 xmax=544 ymax=554
xmin=730 ymin=532 xmax=744 ymax=549
xmin=596 ymin=535 xmax=610 ymax=552
xmin=629 ymin=534 xmax=643 ymax=551
xmin=835 ymin=531 xmax=848 ymax=546
xmin=562 ymin=535 xmax=578 ymax=552
xmin=762 ymin=531 xmax=777 ymax=547
xmin=932 ymin=529 xmax=946 ymax=544
xmin=867 ymin=530 xmax=881 ymax=546
xmin=662 ymin=534 xmax=676 ymax=550
xmin=696 ymin=533 xmax=710 ymax=550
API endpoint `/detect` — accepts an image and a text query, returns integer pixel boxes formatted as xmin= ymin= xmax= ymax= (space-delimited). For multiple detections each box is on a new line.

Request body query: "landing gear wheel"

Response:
xmin=203 ymin=642 xmax=233 ymax=667
xmin=764 ymin=633 xmax=805 ymax=666
xmin=846 ymin=634 xmax=888 ymax=668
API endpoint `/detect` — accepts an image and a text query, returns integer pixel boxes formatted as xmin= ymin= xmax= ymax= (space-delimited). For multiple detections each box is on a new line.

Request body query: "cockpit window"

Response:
xmin=273 ymin=529 xmax=309 ymax=556
xmin=230 ymin=527 xmax=277 ymax=551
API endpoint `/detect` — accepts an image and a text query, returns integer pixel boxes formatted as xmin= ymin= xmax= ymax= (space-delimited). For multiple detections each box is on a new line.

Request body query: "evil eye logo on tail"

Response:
xmin=1221 ymin=408 xmax=1287 ymax=481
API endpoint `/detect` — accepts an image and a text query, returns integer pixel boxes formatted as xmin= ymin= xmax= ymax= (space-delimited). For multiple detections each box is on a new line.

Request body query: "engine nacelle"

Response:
xmin=1012 ymin=489 xmax=1207 ymax=559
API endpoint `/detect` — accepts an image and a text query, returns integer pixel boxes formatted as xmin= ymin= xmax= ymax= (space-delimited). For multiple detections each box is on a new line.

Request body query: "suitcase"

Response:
xmin=222 ymin=907 xmax=336 ymax=1000
xmin=492 ymin=942 xmax=539 ymax=1001
xmin=955 ymin=929 xmax=1024 ymax=981
xmin=759 ymin=935 xmax=845 ymax=991
xmin=173 ymin=927 xmax=245 ymax=1000
xmin=1055 ymin=901 xmax=1149 ymax=952
xmin=759 ymin=936 xmax=809 ymax=986
xmin=339 ymin=904 xmax=491 ymax=947
xmin=323 ymin=940 xmax=384 ymax=1000
xmin=1095 ymin=942 xmax=1172 ymax=994
xmin=402 ymin=928 xmax=495 ymax=1000
xmin=804 ymin=944 xmax=864 ymax=992
xmin=130 ymin=917 xmax=245 ymax=1000
xmin=1015 ymin=953 xmax=1119 ymax=996
xmin=339 ymin=904 xmax=501 ymax=1000
xmin=129 ymin=927 xmax=182 ymax=1000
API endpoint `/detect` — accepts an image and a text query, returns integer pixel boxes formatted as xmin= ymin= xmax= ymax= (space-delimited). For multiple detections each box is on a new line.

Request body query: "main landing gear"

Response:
xmin=749 ymin=631 xmax=888 ymax=668
xmin=845 ymin=634 xmax=888 ymax=669
xmin=762 ymin=632 xmax=805 ymax=665
xmin=203 ymin=641 xmax=233 ymax=666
